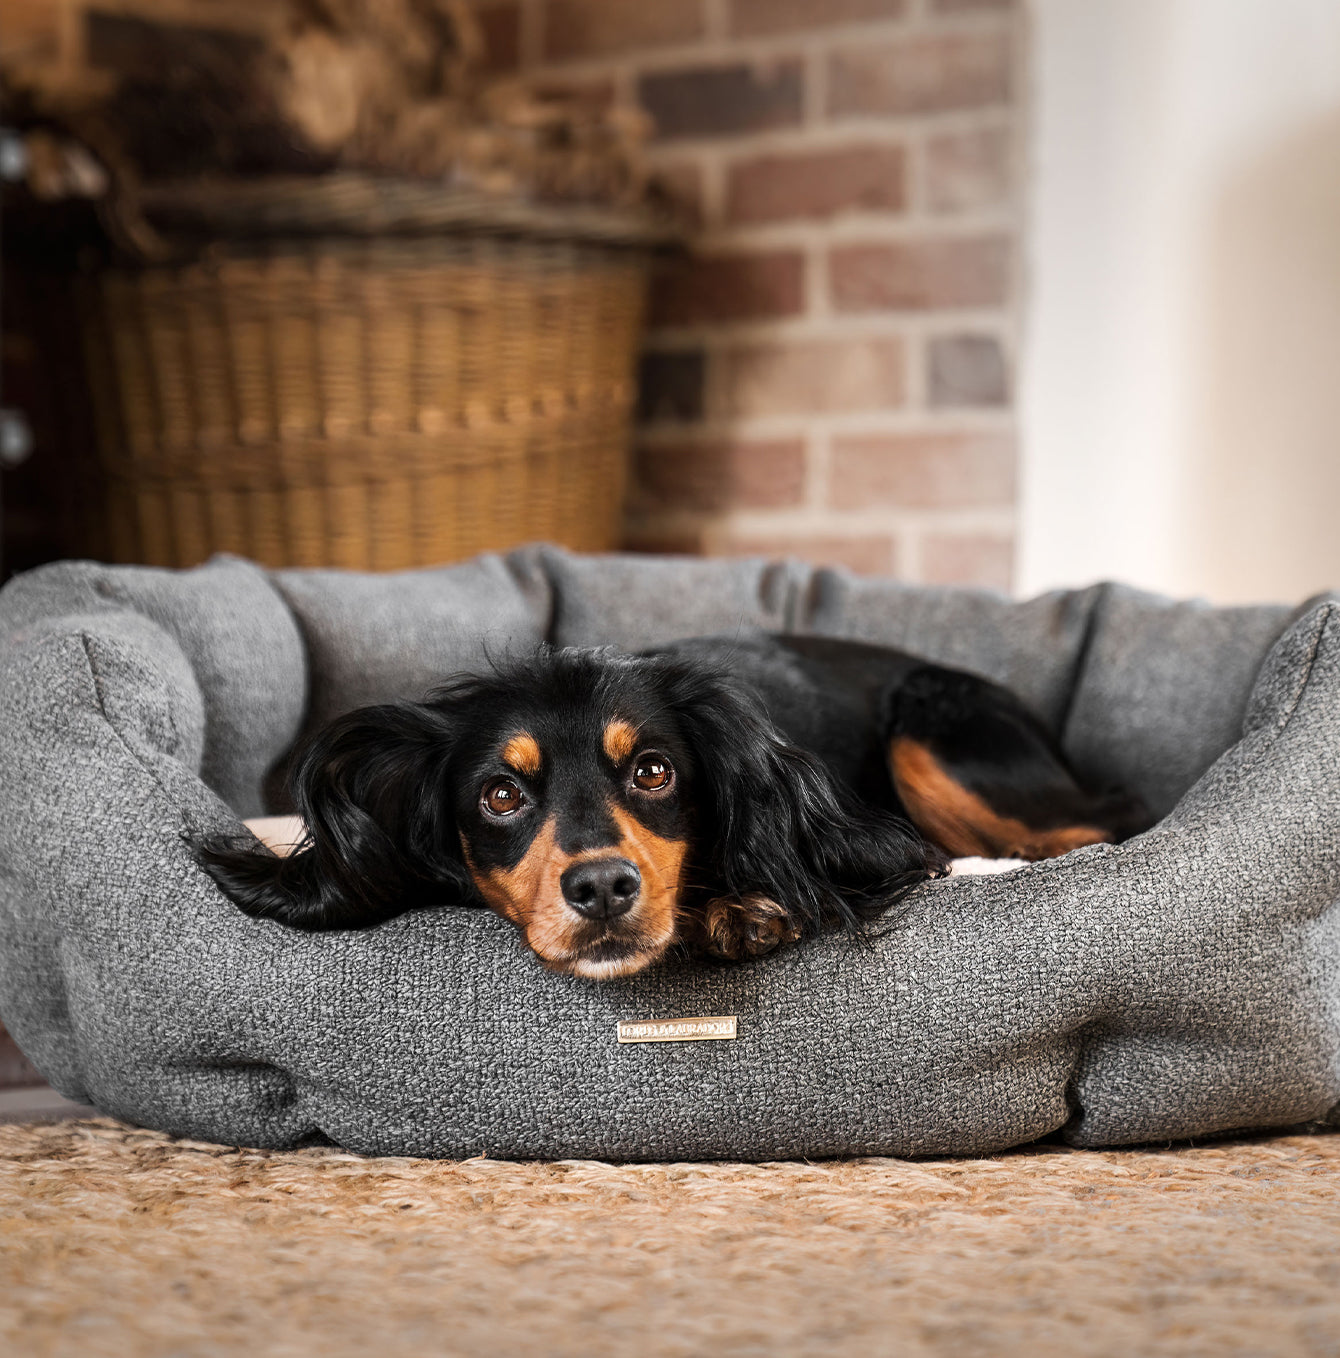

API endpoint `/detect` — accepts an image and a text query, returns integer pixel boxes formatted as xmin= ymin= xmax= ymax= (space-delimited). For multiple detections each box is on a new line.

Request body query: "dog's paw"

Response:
xmin=701 ymin=894 xmax=803 ymax=961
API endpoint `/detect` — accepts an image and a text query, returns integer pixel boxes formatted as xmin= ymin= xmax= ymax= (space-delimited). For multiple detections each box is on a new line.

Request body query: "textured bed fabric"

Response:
xmin=272 ymin=550 xmax=551 ymax=731
xmin=0 ymin=556 xmax=304 ymax=818
xmin=0 ymin=549 xmax=1336 ymax=1158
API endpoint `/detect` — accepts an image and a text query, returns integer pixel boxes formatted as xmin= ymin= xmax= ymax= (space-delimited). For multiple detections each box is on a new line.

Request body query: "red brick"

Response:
xmin=921 ymin=533 xmax=1014 ymax=590
xmin=829 ymin=432 xmax=1014 ymax=509
xmin=925 ymin=126 xmax=1012 ymax=213
xmin=649 ymin=250 xmax=806 ymax=327
xmin=727 ymin=144 xmax=907 ymax=225
xmin=720 ymin=337 xmax=905 ymax=417
xmin=543 ymin=0 xmax=703 ymax=62
xmin=476 ymin=2 xmax=521 ymax=72
xmin=829 ymin=236 xmax=1009 ymax=312
xmin=634 ymin=439 xmax=807 ymax=512
xmin=640 ymin=62 xmax=804 ymax=141
xmin=731 ymin=0 xmax=907 ymax=37
xmin=828 ymin=32 xmax=1012 ymax=118
xmin=711 ymin=531 xmax=897 ymax=576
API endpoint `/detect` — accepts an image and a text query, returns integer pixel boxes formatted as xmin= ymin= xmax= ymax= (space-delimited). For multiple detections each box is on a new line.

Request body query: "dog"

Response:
xmin=200 ymin=635 xmax=1148 ymax=979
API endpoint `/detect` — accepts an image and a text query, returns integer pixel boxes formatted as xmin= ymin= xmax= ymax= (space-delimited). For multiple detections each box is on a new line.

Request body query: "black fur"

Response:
xmin=200 ymin=637 xmax=1148 ymax=954
xmin=200 ymin=701 xmax=476 ymax=929
xmin=884 ymin=665 xmax=1150 ymax=840
xmin=649 ymin=656 xmax=944 ymax=934
xmin=199 ymin=644 xmax=946 ymax=940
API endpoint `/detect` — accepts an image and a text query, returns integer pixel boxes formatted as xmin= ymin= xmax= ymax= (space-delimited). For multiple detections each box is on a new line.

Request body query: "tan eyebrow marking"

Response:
xmin=602 ymin=718 xmax=640 ymax=766
xmin=501 ymin=733 xmax=542 ymax=779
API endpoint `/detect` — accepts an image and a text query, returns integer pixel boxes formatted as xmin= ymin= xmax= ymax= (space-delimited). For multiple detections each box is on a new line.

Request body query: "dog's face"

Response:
xmin=455 ymin=700 xmax=694 ymax=979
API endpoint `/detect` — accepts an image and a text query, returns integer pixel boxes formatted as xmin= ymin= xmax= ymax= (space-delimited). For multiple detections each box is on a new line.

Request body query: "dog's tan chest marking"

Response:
xmin=501 ymin=732 xmax=542 ymax=779
xmin=602 ymin=718 xmax=639 ymax=766
xmin=889 ymin=736 xmax=1111 ymax=861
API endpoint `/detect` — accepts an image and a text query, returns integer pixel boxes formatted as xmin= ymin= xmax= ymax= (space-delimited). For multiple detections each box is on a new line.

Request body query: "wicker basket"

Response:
xmin=76 ymin=177 xmax=661 ymax=570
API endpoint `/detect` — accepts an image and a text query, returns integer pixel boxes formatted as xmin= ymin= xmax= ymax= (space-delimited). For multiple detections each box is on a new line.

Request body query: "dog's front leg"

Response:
xmin=694 ymin=894 xmax=804 ymax=962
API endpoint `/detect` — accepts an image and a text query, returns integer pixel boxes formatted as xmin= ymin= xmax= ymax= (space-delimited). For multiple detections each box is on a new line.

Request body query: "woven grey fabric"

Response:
xmin=0 ymin=556 xmax=303 ymax=817
xmin=273 ymin=550 xmax=550 ymax=730
xmin=1063 ymin=586 xmax=1306 ymax=819
xmin=797 ymin=572 xmax=1111 ymax=732
xmin=543 ymin=547 xmax=810 ymax=651
xmin=0 ymin=549 xmax=1337 ymax=1158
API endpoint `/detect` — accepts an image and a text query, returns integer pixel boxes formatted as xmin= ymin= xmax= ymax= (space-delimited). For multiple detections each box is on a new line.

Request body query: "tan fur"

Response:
xmin=889 ymin=736 xmax=1112 ymax=861
xmin=601 ymin=718 xmax=639 ymax=767
xmin=608 ymin=804 xmax=687 ymax=941
xmin=501 ymin=733 xmax=542 ymax=779
xmin=464 ymin=807 xmax=686 ymax=978
xmin=699 ymin=893 xmax=802 ymax=961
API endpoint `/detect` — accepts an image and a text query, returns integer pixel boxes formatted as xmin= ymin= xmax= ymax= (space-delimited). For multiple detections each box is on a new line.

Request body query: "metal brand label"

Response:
xmin=617 ymin=1015 xmax=738 ymax=1044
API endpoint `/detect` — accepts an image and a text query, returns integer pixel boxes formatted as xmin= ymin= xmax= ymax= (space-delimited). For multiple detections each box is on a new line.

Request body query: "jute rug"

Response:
xmin=3 ymin=1119 xmax=1339 ymax=1358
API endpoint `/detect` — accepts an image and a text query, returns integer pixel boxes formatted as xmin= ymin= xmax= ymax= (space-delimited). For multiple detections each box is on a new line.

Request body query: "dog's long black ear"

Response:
xmin=199 ymin=703 xmax=474 ymax=930
xmin=657 ymin=661 xmax=946 ymax=937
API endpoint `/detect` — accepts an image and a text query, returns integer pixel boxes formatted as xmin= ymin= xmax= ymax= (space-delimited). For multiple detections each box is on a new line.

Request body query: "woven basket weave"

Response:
xmin=77 ymin=177 xmax=658 ymax=570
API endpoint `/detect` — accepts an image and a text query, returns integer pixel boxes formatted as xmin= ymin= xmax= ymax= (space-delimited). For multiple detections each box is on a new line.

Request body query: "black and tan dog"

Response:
xmin=201 ymin=636 xmax=1148 ymax=979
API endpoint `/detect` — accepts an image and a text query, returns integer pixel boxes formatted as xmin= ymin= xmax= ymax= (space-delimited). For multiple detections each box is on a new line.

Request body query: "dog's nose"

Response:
xmin=560 ymin=858 xmax=641 ymax=920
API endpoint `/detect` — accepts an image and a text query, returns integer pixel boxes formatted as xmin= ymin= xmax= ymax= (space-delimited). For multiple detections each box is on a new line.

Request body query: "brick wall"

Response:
xmin=478 ymin=0 xmax=1024 ymax=586
xmin=9 ymin=0 xmax=1024 ymax=588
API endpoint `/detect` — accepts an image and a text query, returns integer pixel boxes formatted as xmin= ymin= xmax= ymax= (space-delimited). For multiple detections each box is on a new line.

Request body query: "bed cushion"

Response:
xmin=0 ymin=555 xmax=302 ymax=817
xmin=0 ymin=549 xmax=1335 ymax=1157
xmin=272 ymin=549 xmax=551 ymax=730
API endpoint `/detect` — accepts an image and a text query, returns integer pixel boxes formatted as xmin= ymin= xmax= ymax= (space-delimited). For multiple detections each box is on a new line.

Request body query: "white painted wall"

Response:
xmin=1019 ymin=0 xmax=1340 ymax=603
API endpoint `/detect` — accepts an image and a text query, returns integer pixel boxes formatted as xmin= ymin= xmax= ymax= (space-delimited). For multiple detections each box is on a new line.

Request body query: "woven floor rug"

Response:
xmin=3 ymin=1120 xmax=1339 ymax=1357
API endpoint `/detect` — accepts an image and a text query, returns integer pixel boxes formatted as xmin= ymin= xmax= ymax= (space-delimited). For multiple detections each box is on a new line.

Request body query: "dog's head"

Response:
xmin=442 ymin=653 xmax=698 ymax=978
xmin=201 ymin=648 xmax=936 ymax=978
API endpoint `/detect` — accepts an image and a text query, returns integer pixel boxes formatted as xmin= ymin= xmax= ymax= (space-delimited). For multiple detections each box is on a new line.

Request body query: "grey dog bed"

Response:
xmin=1 ymin=546 xmax=1338 ymax=1158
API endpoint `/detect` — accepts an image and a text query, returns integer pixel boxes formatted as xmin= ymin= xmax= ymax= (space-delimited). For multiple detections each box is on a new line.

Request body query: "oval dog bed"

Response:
xmin=1 ymin=547 xmax=1337 ymax=1158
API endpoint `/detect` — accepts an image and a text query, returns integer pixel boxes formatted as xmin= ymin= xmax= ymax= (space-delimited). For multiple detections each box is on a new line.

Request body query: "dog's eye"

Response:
xmin=481 ymin=777 xmax=526 ymax=818
xmin=631 ymin=754 xmax=674 ymax=793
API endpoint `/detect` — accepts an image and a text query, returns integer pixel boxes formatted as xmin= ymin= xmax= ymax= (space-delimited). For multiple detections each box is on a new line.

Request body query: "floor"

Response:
xmin=2 ymin=1118 xmax=1339 ymax=1356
